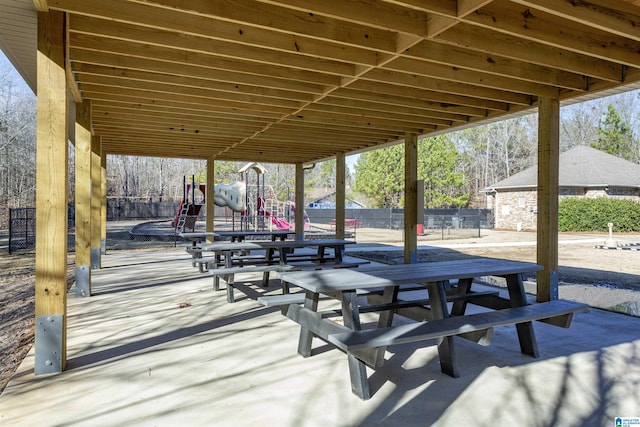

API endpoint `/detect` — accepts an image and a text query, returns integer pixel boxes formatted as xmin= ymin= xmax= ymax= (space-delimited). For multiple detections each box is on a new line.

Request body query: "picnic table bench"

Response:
xmin=181 ymin=230 xmax=294 ymax=268
xmin=199 ymin=239 xmax=360 ymax=302
xmin=275 ymin=258 xmax=588 ymax=400
xmin=328 ymin=218 xmax=363 ymax=229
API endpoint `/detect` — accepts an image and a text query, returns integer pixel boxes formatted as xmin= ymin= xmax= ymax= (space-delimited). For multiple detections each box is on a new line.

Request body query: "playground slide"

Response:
xmin=256 ymin=196 xmax=292 ymax=230
xmin=213 ymin=181 xmax=246 ymax=212
xmin=269 ymin=215 xmax=292 ymax=231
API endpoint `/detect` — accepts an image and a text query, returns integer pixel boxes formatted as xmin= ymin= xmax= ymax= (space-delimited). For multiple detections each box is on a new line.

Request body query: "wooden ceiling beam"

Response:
xmin=93 ymin=125 xmax=253 ymax=142
xmin=70 ymin=49 xmax=327 ymax=94
xmin=52 ymin=0 xmax=383 ymax=63
xmin=285 ymin=112 xmax=436 ymax=134
xmin=98 ymin=131 xmax=237 ymax=145
xmin=263 ymin=124 xmax=398 ymax=140
xmin=70 ymin=36 xmax=344 ymax=86
xmin=303 ymin=103 xmax=455 ymax=127
xmin=330 ymin=87 xmax=487 ymax=117
xmin=435 ymin=22 xmax=623 ymax=82
xmin=50 ymin=0 xmax=398 ymax=52
xmin=346 ymin=79 xmax=505 ymax=112
xmin=91 ymin=109 xmax=270 ymax=130
xmin=465 ymin=0 xmax=640 ymax=68
xmin=91 ymin=115 xmax=265 ymax=135
xmin=383 ymin=56 xmax=560 ymax=97
xmin=73 ymin=64 xmax=316 ymax=103
xmin=361 ymin=68 xmax=534 ymax=105
xmin=252 ymin=0 xmax=430 ymax=36
xmin=405 ymin=39 xmax=587 ymax=91
xmin=274 ymin=119 xmax=401 ymax=138
xmin=83 ymin=92 xmax=288 ymax=120
xmin=91 ymin=100 xmax=279 ymax=121
xmin=318 ymin=95 xmax=470 ymax=123
xmin=69 ymin=19 xmax=359 ymax=77
xmin=509 ymin=0 xmax=640 ymax=43
xmin=249 ymin=132 xmax=380 ymax=146
xmin=80 ymin=85 xmax=298 ymax=114
xmin=125 ymin=0 xmax=398 ymax=51
xmin=76 ymin=73 xmax=308 ymax=108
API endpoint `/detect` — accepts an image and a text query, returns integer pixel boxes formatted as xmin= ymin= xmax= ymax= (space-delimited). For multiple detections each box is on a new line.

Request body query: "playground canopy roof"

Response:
xmin=2 ymin=1 xmax=640 ymax=164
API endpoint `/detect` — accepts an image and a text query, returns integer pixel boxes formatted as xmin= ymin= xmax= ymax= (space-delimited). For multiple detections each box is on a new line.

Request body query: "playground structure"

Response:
xmin=172 ymin=162 xmax=308 ymax=233
xmin=171 ymin=177 xmax=206 ymax=232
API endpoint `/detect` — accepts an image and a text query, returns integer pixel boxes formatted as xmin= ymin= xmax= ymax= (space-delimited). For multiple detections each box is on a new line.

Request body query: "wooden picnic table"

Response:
xmin=180 ymin=230 xmax=293 ymax=246
xmin=215 ymin=230 xmax=294 ymax=242
xmin=181 ymin=230 xmax=295 ymax=269
xmin=328 ymin=218 xmax=363 ymax=229
xmin=276 ymin=258 xmax=588 ymax=400
xmin=178 ymin=231 xmax=220 ymax=247
xmin=200 ymin=239 xmax=357 ymax=302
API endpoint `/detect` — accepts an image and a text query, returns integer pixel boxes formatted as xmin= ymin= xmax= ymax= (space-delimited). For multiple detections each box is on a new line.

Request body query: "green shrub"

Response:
xmin=558 ymin=197 xmax=640 ymax=232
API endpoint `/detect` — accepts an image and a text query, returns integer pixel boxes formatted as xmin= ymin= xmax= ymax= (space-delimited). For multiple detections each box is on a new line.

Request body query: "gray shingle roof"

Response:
xmin=486 ymin=146 xmax=640 ymax=191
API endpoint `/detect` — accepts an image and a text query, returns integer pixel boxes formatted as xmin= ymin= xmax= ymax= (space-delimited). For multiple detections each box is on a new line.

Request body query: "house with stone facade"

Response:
xmin=484 ymin=146 xmax=640 ymax=231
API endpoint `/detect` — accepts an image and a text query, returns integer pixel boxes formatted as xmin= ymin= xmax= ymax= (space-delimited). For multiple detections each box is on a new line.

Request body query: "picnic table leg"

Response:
xmin=505 ymin=273 xmax=539 ymax=357
xmin=297 ymin=290 xmax=319 ymax=357
xmin=262 ymin=248 xmax=276 ymax=287
xmin=374 ymin=285 xmax=399 ymax=367
xmin=450 ymin=277 xmax=473 ymax=316
xmin=427 ymin=281 xmax=459 ymax=378
xmin=341 ymin=289 xmax=371 ymax=400
xmin=225 ymin=252 xmax=236 ymax=303
xmin=225 ymin=273 xmax=236 ymax=303
xmin=213 ymin=253 xmax=222 ymax=291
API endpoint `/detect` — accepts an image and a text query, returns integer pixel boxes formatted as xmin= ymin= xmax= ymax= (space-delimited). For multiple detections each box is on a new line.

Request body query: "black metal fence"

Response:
xmin=306 ymin=208 xmax=493 ymax=239
xmin=8 ymin=208 xmax=36 ymax=254
xmin=8 ymin=205 xmax=494 ymax=254
xmin=107 ymin=200 xmax=180 ymax=220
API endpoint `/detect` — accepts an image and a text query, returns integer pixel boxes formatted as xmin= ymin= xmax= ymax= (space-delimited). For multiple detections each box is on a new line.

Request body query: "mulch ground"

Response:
xmin=0 ymin=254 xmax=74 ymax=394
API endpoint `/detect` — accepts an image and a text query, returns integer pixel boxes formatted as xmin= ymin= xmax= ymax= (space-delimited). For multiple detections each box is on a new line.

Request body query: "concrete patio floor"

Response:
xmin=1 ymin=246 xmax=639 ymax=427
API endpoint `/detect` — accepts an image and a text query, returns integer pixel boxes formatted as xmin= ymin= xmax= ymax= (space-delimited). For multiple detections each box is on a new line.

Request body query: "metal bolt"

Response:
xmin=45 ymin=360 xmax=52 ymax=366
xmin=47 ymin=317 xmax=54 ymax=322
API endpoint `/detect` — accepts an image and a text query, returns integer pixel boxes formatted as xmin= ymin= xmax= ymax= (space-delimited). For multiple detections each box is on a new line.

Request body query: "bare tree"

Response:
xmin=0 ymin=55 xmax=36 ymax=227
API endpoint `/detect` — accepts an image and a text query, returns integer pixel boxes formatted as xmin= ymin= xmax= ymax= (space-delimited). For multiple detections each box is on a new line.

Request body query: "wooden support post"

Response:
xmin=90 ymin=136 xmax=102 ymax=269
xmin=404 ymin=133 xmax=418 ymax=264
xmin=35 ymin=10 xmax=68 ymax=374
xmin=335 ymin=152 xmax=346 ymax=240
xmin=206 ymin=156 xmax=215 ymax=241
xmin=295 ymin=163 xmax=305 ymax=241
xmin=74 ymin=100 xmax=92 ymax=297
xmin=100 ymin=152 xmax=107 ymax=254
xmin=537 ymin=97 xmax=560 ymax=302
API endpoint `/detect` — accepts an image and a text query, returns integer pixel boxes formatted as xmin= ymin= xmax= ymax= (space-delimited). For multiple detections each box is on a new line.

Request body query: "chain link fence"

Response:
xmin=8 ymin=205 xmax=495 ymax=254
xmin=8 ymin=208 xmax=36 ymax=254
xmin=306 ymin=208 xmax=493 ymax=240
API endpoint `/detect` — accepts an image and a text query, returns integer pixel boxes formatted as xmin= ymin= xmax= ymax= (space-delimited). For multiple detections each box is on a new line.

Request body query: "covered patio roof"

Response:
xmin=2 ymin=1 xmax=640 ymax=162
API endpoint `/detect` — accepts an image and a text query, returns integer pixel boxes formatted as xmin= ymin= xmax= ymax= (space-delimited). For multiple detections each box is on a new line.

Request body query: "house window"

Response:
xmin=518 ymin=197 xmax=526 ymax=208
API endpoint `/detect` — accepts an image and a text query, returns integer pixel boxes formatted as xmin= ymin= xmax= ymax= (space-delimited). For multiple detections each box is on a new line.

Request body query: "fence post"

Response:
xmin=9 ymin=209 xmax=13 ymax=255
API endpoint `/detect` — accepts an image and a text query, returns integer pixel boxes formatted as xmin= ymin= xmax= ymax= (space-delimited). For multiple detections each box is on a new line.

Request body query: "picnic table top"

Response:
xmin=178 ymin=232 xmax=220 ymax=240
xmin=179 ymin=230 xmax=294 ymax=238
xmin=279 ymin=257 xmax=542 ymax=293
xmin=200 ymin=238 xmax=356 ymax=252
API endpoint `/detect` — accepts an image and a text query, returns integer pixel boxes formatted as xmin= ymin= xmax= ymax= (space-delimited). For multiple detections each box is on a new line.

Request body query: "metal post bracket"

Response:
xmin=35 ymin=314 xmax=63 ymax=374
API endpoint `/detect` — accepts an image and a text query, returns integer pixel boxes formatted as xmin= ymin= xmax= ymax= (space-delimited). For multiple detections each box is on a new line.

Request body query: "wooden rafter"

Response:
xmin=26 ymin=0 xmax=637 ymax=162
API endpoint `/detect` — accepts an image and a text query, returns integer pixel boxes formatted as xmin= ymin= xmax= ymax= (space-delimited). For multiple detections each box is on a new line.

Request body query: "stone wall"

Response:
xmin=492 ymin=190 xmax=537 ymax=230
xmin=490 ymin=187 xmax=640 ymax=231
